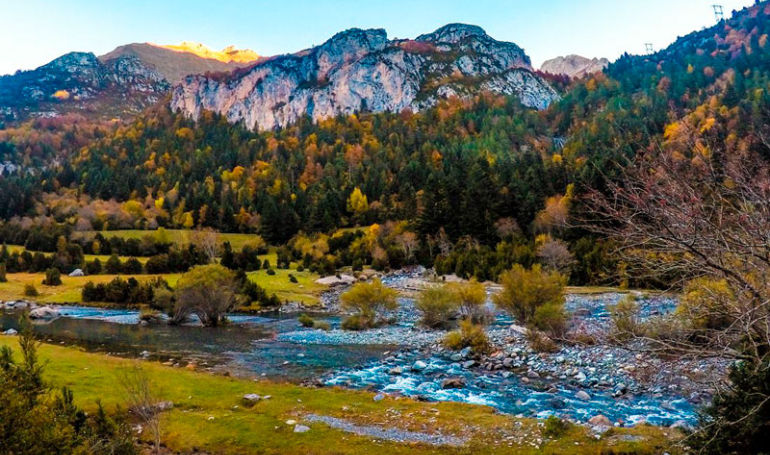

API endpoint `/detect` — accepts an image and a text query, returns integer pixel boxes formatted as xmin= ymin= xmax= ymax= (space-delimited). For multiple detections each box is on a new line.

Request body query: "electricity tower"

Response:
xmin=712 ymin=4 xmax=724 ymax=22
xmin=645 ymin=43 xmax=654 ymax=55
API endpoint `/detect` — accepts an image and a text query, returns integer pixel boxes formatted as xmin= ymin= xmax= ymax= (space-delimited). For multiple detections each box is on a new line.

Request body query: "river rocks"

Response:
xmin=373 ymin=393 xmax=385 ymax=402
xmin=285 ymin=420 xmax=297 ymax=425
xmin=462 ymin=360 xmax=475 ymax=369
xmin=29 ymin=306 xmax=60 ymax=320
xmin=411 ymin=361 xmax=427 ymax=372
xmin=441 ymin=378 xmax=466 ymax=389
xmin=242 ymin=394 xmax=261 ymax=404
xmin=575 ymin=391 xmax=592 ymax=401
xmin=527 ymin=370 xmax=540 ymax=379
xmin=388 ymin=367 xmax=404 ymax=375
xmin=155 ymin=401 xmax=174 ymax=412
xmin=315 ymin=275 xmax=357 ymax=286
xmin=293 ymin=424 xmax=310 ymax=433
xmin=2 ymin=328 xmax=18 ymax=336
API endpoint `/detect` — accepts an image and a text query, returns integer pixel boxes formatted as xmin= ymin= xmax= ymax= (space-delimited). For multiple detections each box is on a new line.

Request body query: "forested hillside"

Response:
xmin=2 ymin=2 xmax=770 ymax=286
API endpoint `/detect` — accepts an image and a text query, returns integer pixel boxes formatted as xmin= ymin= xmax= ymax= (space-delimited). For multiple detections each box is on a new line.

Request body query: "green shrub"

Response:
xmin=0 ymin=263 xmax=7 ymax=283
xmin=542 ymin=415 xmax=572 ymax=438
xmin=296 ymin=265 xmax=305 ymax=272
xmin=526 ymin=328 xmax=559 ymax=353
xmin=43 ymin=268 xmax=62 ymax=286
xmin=493 ymin=264 xmax=567 ymax=335
xmin=340 ymin=278 xmax=398 ymax=330
xmin=298 ymin=313 xmax=315 ymax=328
xmin=443 ymin=320 xmax=491 ymax=355
xmin=678 ymin=278 xmax=735 ymax=331
xmin=23 ymin=283 xmax=38 ymax=297
xmin=416 ymin=285 xmax=459 ymax=329
xmin=314 ymin=321 xmax=331 ymax=331
xmin=448 ymin=279 xmax=488 ymax=324
xmin=266 ymin=269 xmax=276 ymax=276
xmin=608 ymin=295 xmax=643 ymax=341
xmin=289 ymin=274 xmax=298 ymax=283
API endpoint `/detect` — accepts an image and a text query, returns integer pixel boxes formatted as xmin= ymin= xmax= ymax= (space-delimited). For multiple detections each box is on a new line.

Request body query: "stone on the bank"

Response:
xmin=441 ymin=377 xmax=466 ymax=389
xmin=460 ymin=347 xmax=472 ymax=358
xmin=293 ymin=424 xmax=310 ymax=433
xmin=527 ymin=370 xmax=540 ymax=379
xmin=373 ymin=393 xmax=385 ymax=402
xmin=68 ymin=269 xmax=85 ymax=277
xmin=3 ymin=329 xmax=18 ymax=336
xmin=462 ymin=360 xmax=475 ymax=369
xmin=29 ymin=306 xmax=60 ymax=320
xmin=155 ymin=401 xmax=174 ymax=412
xmin=670 ymin=420 xmax=693 ymax=431
xmin=388 ymin=367 xmax=403 ymax=375
xmin=575 ymin=391 xmax=591 ymax=401
xmin=243 ymin=394 xmax=261 ymax=404
xmin=588 ymin=415 xmax=612 ymax=427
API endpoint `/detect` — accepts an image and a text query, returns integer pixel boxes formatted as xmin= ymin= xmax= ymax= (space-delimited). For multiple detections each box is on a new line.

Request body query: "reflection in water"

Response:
xmin=0 ymin=309 xmax=391 ymax=381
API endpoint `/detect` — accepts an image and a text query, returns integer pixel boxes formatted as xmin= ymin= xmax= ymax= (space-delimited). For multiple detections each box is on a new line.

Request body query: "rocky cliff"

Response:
xmin=170 ymin=24 xmax=560 ymax=131
xmin=540 ymin=55 xmax=609 ymax=79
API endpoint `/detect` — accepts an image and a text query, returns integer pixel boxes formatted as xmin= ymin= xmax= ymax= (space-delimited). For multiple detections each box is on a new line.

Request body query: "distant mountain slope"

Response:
xmin=100 ymin=43 xmax=259 ymax=84
xmin=0 ymin=43 xmax=259 ymax=122
xmin=540 ymin=55 xmax=609 ymax=79
xmin=171 ymin=24 xmax=560 ymax=131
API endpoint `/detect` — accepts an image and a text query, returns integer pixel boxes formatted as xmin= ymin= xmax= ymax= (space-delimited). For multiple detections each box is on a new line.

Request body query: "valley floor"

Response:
xmin=0 ymin=337 xmax=683 ymax=455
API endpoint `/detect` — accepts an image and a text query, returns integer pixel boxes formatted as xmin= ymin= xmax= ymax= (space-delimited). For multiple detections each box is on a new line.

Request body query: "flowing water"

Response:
xmin=1 ymin=292 xmax=700 ymax=426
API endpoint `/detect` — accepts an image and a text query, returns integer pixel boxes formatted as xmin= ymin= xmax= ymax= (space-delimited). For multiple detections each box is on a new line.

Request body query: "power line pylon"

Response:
xmin=645 ymin=43 xmax=654 ymax=55
xmin=712 ymin=4 xmax=724 ymax=22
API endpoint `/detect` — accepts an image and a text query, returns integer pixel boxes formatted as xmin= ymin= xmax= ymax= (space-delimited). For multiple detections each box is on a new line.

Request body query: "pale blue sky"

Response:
xmin=0 ymin=0 xmax=755 ymax=75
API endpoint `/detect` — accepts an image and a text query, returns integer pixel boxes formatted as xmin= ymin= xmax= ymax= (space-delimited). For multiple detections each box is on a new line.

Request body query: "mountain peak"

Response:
xmin=417 ymin=24 xmax=488 ymax=44
xmin=158 ymin=42 xmax=259 ymax=64
xmin=540 ymin=55 xmax=609 ymax=79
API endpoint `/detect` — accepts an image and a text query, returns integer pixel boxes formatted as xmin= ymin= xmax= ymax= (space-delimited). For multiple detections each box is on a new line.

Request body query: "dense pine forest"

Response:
xmin=2 ymin=2 xmax=770 ymax=286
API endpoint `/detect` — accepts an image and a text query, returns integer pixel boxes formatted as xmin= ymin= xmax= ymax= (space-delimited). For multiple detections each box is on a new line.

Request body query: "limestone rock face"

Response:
xmin=540 ymin=55 xmax=609 ymax=79
xmin=171 ymin=24 xmax=560 ymax=131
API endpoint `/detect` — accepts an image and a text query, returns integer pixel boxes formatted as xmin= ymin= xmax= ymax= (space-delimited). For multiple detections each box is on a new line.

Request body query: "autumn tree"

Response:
xmin=174 ymin=264 xmax=237 ymax=327
xmin=339 ymin=278 xmax=398 ymax=330
xmin=493 ymin=264 xmax=567 ymax=335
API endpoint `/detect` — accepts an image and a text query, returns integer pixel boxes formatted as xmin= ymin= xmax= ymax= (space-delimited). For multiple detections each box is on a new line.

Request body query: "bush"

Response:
xmin=543 ymin=415 xmax=572 ymax=439
xmin=493 ymin=264 xmax=567 ymax=335
xmin=416 ymin=285 xmax=459 ymax=329
xmin=23 ymin=283 xmax=38 ymax=297
xmin=105 ymin=254 xmax=123 ymax=274
xmin=298 ymin=313 xmax=315 ymax=328
xmin=692 ymin=359 xmax=770 ymax=454
xmin=151 ymin=286 xmax=174 ymax=313
xmin=296 ymin=265 xmax=305 ymax=272
xmin=175 ymin=264 xmax=237 ymax=327
xmin=43 ymin=268 xmax=62 ymax=286
xmin=314 ymin=321 xmax=331 ymax=331
xmin=608 ymin=295 xmax=643 ymax=342
xmin=526 ymin=328 xmax=559 ymax=353
xmin=266 ymin=269 xmax=276 ymax=276
xmin=0 ymin=263 xmax=6 ymax=283
xmin=443 ymin=320 xmax=491 ymax=355
xmin=123 ymin=257 xmax=143 ymax=274
xmin=678 ymin=278 xmax=735 ymax=331
xmin=448 ymin=279 xmax=488 ymax=324
xmin=339 ymin=278 xmax=398 ymax=330
xmin=289 ymin=274 xmax=298 ymax=283
xmin=85 ymin=258 xmax=102 ymax=275
xmin=341 ymin=314 xmax=369 ymax=331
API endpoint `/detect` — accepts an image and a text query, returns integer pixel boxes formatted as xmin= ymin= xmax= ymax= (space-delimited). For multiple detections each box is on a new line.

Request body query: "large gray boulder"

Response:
xmin=29 ymin=306 xmax=60 ymax=320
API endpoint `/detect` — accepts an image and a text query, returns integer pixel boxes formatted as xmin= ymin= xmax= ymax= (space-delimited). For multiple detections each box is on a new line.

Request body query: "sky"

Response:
xmin=0 ymin=0 xmax=757 ymax=76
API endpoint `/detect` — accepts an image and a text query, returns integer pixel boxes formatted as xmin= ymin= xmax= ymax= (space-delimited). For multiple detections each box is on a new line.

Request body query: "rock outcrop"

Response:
xmin=171 ymin=24 xmax=560 ymax=131
xmin=540 ymin=55 xmax=609 ymax=79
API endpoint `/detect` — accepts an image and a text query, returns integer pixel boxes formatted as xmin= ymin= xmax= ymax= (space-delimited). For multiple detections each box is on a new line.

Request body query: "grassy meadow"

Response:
xmin=0 ymin=338 xmax=683 ymax=455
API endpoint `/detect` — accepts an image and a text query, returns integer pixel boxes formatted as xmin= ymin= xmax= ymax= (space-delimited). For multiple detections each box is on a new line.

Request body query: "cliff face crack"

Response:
xmin=170 ymin=23 xmax=560 ymax=131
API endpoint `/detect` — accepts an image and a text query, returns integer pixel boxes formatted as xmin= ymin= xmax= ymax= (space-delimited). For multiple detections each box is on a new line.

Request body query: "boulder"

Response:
xmin=388 ymin=367 xmax=403 ymax=375
xmin=588 ymin=415 xmax=612 ymax=427
xmin=441 ymin=377 xmax=466 ymax=389
xmin=293 ymin=424 xmax=310 ymax=433
xmin=155 ymin=401 xmax=174 ymax=412
xmin=527 ymin=370 xmax=540 ymax=379
xmin=29 ymin=306 xmax=60 ymax=320
xmin=411 ymin=361 xmax=427 ymax=372
xmin=3 ymin=328 xmax=18 ymax=336
xmin=243 ymin=394 xmax=261 ymax=404
xmin=68 ymin=269 xmax=85 ymax=277
xmin=575 ymin=391 xmax=591 ymax=401
xmin=373 ymin=393 xmax=385 ymax=402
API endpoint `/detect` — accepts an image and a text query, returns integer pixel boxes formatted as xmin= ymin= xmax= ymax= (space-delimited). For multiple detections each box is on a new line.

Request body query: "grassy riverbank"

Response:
xmin=0 ymin=338 xmax=682 ymax=455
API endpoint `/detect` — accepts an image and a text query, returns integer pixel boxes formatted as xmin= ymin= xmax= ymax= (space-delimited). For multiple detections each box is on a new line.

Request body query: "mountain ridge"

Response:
xmin=170 ymin=23 xmax=559 ymax=131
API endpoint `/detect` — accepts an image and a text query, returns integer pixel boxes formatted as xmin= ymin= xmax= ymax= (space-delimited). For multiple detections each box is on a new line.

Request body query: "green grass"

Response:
xmin=0 ymin=272 xmax=180 ymax=304
xmin=248 ymin=253 xmax=326 ymax=306
xmin=0 ymin=339 xmax=683 ymax=455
